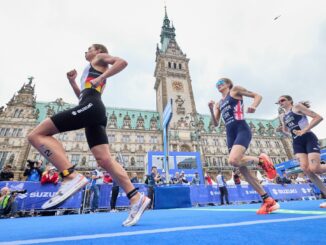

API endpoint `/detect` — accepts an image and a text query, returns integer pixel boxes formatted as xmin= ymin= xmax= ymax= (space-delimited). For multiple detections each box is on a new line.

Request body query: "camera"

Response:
xmin=11 ymin=189 xmax=27 ymax=195
xmin=27 ymin=160 xmax=37 ymax=168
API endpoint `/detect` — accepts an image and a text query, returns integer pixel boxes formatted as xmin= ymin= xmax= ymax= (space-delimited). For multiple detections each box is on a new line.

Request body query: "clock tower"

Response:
xmin=154 ymin=7 xmax=197 ymax=132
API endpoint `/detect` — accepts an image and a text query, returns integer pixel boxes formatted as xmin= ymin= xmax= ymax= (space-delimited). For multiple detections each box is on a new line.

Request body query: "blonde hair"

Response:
xmin=220 ymin=78 xmax=233 ymax=89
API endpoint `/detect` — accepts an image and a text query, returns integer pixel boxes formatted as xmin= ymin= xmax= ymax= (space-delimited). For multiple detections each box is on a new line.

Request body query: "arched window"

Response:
xmin=179 ymin=63 xmax=182 ymax=69
xmin=173 ymin=63 xmax=177 ymax=69
xmin=168 ymin=62 xmax=171 ymax=68
xmin=13 ymin=109 xmax=20 ymax=118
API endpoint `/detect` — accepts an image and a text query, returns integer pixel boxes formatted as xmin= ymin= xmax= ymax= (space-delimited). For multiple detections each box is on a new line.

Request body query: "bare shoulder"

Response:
xmin=94 ymin=53 xmax=115 ymax=64
xmin=292 ymin=103 xmax=305 ymax=114
xmin=232 ymin=85 xmax=258 ymax=98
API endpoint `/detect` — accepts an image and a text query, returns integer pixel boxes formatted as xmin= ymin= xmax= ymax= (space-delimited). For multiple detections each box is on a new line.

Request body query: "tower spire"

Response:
xmin=160 ymin=6 xmax=176 ymax=52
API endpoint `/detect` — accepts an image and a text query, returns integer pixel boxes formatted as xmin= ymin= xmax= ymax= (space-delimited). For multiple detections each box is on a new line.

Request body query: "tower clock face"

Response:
xmin=172 ymin=81 xmax=184 ymax=91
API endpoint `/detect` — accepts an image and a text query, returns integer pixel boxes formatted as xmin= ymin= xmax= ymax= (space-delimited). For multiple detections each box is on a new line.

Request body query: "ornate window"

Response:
xmin=122 ymin=135 xmax=130 ymax=143
xmin=150 ymin=136 xmax=158 ymax=144
xmin=88 ymin=155 xmax=97 ymax=168
xmin=0 ymin=152 xmax=8 ymax=168
xmin=71 ymin=154 xmax=80 ymax=165
xmin=108 ymin=134 xmax=115 ymax=143
xmin=75 ymin=132 xmax=85 ymax=141
xmin=136 ymin=135 xmax=144 ymax=143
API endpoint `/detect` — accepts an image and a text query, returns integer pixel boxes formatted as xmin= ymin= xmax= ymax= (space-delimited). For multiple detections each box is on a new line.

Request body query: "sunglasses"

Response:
xmin=277 ymin=99 xmax=287 ymax=104
xmin=216 ymin=80 xmax=225 ymax=87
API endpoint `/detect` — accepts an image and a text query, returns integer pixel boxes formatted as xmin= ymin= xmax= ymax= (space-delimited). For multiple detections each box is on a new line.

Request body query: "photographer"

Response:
xmin=0 ymin=164 xmax=14 ymax=181
xmin=144 ymin=166 xmax=161 ymax=209
xmin=0 ymin=187 xmax=25 ymax=218
xmin=23 ymin=160 xmax=42 ymax=182
xmin=276 ymin=172 xmax=292 ymax=186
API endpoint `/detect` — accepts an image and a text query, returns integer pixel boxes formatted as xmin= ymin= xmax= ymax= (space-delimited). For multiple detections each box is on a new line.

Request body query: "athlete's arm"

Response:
xmin=67 ymin=69 xmax=81 ymax=98
xmin=208 ymin=100 xmax=221 ymax=126
xmin=279 ymin=113 xmax=291 ymax=136
xmin=91 ymin=54 xmax=128 ymax=87
xmin=232 ymin=86 xmax=262 ymax=113
xmin=293 ymin=103 xmax=323 ymax=136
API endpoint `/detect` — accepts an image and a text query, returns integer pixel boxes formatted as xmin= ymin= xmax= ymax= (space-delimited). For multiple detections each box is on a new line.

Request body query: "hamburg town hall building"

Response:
xmin=0 ymin=9 xmax=294 ymax=180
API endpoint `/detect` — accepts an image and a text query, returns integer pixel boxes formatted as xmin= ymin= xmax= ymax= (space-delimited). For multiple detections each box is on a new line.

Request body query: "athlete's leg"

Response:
xmin=90 ymin=144 xmax=150 ymax=226
xmin=308 ymin=153 xmax=326 ymax=175
xmin=28 ymin=118 xmax=77 ymax=179
xmin=229 ymin=145 xmax=265 ymax=195
xmin=90 ymin=144 xmax=141 ymax=204
xmin=305 ymin=153 xmax=326 ymax=196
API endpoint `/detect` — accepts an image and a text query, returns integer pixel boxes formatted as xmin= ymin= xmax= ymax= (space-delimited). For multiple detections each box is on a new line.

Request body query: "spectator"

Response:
xmin=82 ymin=172 xmax=92 ymax=211
xmin=179 ymin=171 xmax=189 ymax=185
xmin=260 ymin=173 xmax=273 ymax=185
xmin=110 ymin=179 xmax=119 ymax=212
xmin=276 ymin=172 xmax=291 ymax=186
xmin=90 ymin=168 xmax=103 ymax=212
xmin=170 ymin=172 xmax=180 ymax=184
xmin=296 ymin=173 xmax=307 ymax=184
xmin=144 ymin=166 xmax=161 ymax=209
xmin=0 ymin=187 xmax=20 ymax=218
xmin=0 ymin=165 xmax=14 ymax=181
xmin=191 ymin=172 xmax=201 ymax=185
xmin=205 ymin=173 xmax=213 ymax=185
xmin=23 ymin=160 xmax=42 ymax=182
xmin=41 ymin=166 xmax=59 ymax=185
xmin=130 ymin=173 xmax=139 ymax=183
xmin=289 ymin=174 xmax=298 ymax=184
xmin=216 ymin=171 xmax=229 ymax=205
xmin=233 ymin=169 xmax=241 ymax=185
xmin=160 ymin=170 xmax=167 ymax=185
xmin=37 ymin=160 xmax=44 ymax=172
xmin=103 ymin=172 xmax=112 ymax=184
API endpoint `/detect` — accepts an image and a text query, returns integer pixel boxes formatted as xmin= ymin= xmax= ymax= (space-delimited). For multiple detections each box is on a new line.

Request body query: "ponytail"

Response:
xmin=299 ymin=101 xmax=310 ymax=108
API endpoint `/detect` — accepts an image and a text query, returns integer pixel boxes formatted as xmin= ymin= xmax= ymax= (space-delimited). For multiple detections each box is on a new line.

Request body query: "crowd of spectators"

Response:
xmin=1 ymin=158 xmax=326 ymax=217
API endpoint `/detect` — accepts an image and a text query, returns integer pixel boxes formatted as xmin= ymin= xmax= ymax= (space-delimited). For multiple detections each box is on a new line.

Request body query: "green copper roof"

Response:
xmin=160 ymin=7 xmax=176 ymax=52
xmin=199 ymin=113 xmax=280 ymax=134
xmin=35 ymin=101 xmax=161 ymax=130
xmin=35 ymin=101 xmax=279 ymax=134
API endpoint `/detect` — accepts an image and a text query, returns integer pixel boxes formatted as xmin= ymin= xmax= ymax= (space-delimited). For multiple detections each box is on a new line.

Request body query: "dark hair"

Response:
xmin=298 ymin=101 xmax=310 ymax=108
xmin=92 ymin=44 xmax=108 ymax=54
xmin=280 ymin=95 xmax=310 ymax=108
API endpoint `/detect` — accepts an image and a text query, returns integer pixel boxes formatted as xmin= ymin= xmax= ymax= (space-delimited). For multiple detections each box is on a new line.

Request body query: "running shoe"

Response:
xmin=259 ymin=153 xmax=277 ymax=179
xmin=320 ymin=202 xmax=326 ymax=208
xmin=122 ymin=193 xmax=150 ymax=227
xmin=42 ymin=173 xmax=88 ymax=209
xmin=256 ymin=197 xmax=280 ymax=214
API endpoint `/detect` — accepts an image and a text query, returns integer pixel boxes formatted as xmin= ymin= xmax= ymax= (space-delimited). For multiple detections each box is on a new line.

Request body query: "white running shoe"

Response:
xmin=122 ymin=194 xmax=150 ymax=227
xmin=42 ymin=173 xmax=88 ymax=209
xmin=320 ymin=202 xmax=326 ymax=208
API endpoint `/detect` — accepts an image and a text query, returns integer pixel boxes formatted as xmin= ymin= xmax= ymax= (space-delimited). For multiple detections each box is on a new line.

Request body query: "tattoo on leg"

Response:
xmin=40 ymin=144 xmax=53 ymax=158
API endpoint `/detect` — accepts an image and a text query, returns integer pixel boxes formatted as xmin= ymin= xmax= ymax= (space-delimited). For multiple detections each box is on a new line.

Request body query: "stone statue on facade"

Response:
xmin=257 ymin=122 xmax=266 ymax=136
xmin=175 ymin=95 xmax=185 ymax=115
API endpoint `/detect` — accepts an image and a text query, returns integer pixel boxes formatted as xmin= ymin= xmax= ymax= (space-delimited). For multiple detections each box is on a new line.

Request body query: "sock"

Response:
xmin=261 ymin=193 xmax=269 ymax=200
xmin=127 ymin=188 xmax=139 ymax=199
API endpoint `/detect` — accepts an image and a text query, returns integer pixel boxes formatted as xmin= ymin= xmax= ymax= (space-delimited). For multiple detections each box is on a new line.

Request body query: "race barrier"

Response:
xmin=0 ymin=181 xmax=320 ymax=211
